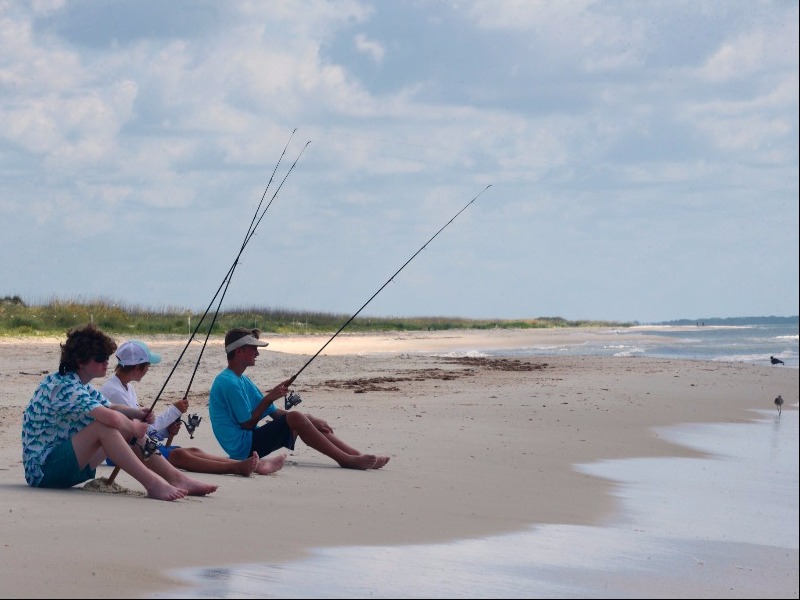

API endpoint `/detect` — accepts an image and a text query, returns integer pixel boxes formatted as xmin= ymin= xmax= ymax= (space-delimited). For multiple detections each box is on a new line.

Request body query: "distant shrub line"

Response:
xmin=0 ymin=296 xmax=633 ymax=337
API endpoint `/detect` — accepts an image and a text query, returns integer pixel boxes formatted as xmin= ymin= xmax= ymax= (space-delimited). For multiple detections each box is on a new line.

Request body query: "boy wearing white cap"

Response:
xmin=102 ymin=340 xmax=285 ymax=477
xmin=209 ymin=328 xmax=389 ymax=470
xmin=101 ymin=340 xmax=184 ymax=439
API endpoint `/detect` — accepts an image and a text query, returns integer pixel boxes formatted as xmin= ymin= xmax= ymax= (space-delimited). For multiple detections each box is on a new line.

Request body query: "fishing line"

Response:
xmin=174 ymin=139 xmax=311 ymax=406
xmin=288 ymin=184 xmax=492 ymax=384
xmin=147 ymin=135 xmax=309 ymax=415
xmin=105 ymin=131 xmax=308 ymax=484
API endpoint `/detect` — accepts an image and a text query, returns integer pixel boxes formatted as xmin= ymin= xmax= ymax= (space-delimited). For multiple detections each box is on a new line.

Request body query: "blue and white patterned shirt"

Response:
xmin=22 ymin=371 xmax=110 ymax=486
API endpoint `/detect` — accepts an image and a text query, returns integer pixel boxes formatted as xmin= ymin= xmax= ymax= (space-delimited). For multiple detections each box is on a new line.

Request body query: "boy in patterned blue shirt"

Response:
xmin=22 ymin=323 xmax=218 ymax=501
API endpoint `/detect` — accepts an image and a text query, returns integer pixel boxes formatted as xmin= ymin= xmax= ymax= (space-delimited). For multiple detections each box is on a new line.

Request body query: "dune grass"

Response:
xmin=0 ymin=295 xmax=633 ymax=337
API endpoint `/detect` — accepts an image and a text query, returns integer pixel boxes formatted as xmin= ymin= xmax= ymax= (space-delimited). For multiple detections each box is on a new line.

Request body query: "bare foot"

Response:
xmin=372 ymin=456 xmax=390 ymax=469
xmin=145 ymin=479 xmax=187 ymax=501
xmin=339 ymin=454 xmax=378 ymax=470
xmin=255 ymin=452 xmax=286 ymax=476
xmin=170 ymin=472 xmax=219 ymax=496
xmin=237 ymin=452 xmax=259 ymax=477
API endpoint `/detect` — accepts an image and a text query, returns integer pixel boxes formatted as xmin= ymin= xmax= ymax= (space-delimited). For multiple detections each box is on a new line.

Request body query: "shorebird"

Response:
xmin=770 ymin=356 xmax=785 ymax=365
xmin=774 ymin=395 xmax=784 ymax=416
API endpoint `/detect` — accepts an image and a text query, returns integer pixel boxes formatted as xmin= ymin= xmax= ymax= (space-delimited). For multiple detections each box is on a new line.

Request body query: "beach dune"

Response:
xmin=0 ymin=329 xmax=797 ymax=598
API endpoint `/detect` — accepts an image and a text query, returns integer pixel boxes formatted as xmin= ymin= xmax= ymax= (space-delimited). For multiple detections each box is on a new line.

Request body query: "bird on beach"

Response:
xmin=770 ymin=356 xmax=785 ymax=365
xmin=774 ymin=395 xmax=784 ymax=416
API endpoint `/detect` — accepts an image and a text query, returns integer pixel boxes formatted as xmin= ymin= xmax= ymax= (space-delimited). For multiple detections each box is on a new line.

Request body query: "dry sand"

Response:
xmin=0 ymin=329 xmax=797 ymax=598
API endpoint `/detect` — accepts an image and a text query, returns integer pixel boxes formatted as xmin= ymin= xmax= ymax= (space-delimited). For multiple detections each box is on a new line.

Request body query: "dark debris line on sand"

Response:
xmin=310 ymin=358 xmax=549 ymax=393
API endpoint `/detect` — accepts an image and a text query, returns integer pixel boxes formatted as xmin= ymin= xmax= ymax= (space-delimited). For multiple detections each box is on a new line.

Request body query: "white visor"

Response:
xmin=225 ymin=335 xmax=269 ymax=353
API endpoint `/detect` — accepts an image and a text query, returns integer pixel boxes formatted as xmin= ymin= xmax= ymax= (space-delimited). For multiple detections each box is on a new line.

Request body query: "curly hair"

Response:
xmin=58 ymin=323 xmax=117 ymax=375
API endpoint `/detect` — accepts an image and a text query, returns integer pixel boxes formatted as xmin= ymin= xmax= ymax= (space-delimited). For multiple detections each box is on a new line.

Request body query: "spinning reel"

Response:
xmin=180 ymin=413 xmax=203 ymax=439
xmin=284 ymin=390 xmax=302 ymax=410
xmin=138 ymin=435 xmax=161 ymax=460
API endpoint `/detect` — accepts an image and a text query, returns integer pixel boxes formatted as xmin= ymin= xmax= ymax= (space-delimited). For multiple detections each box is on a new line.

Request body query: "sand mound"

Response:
xmin=83 ymin=477 xmax=146 ymax=497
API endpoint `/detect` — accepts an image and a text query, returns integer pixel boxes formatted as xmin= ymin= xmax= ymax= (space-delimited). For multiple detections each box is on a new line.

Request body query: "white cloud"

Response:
xmin=354 ymin=32 xmax=385 ymax=63
xmin=699 ymin=15 xmax=799 ymax=82
xmin=465 ymin=0 xmax=648 ymax=72
xmin=465 ymin=0 xmax=596 ymax=30
xmin=682 ymin=73 xmax=798 ymax=157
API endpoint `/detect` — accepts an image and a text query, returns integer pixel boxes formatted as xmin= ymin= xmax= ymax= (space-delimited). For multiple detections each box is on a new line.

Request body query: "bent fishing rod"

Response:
xmin=173 ymin=140 xmax=312 ymax=410
xmin=148 ymin=137 xmax=310 ymax=416
xmin=107 ymin=134 xmax=307 ymax=482
xmin=287 ymin=184 xmax=492 ymax=385
xmin=160 ymin=140 xmax=312 ymax=448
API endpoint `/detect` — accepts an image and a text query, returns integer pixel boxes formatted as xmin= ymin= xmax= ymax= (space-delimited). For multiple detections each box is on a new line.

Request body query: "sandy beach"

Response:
xmin=0 ymin=329 xmax=797 ymax=598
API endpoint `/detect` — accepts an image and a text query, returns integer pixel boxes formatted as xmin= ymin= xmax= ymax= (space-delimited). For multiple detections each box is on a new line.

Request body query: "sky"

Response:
xmin=1 ymin=0 xmax=797 ymax=324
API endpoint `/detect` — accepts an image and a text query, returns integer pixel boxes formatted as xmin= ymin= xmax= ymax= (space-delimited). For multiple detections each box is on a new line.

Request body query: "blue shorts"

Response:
xmin=106 ymin=444 xmax=180 ymax=467
xmin=39 ymin=438 xmax=95 ymax=488
xmin=251 ymin=414 xmax=295 ymax=457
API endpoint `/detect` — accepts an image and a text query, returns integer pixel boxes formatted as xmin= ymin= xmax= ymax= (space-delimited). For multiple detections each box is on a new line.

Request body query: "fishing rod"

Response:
xmin=105 ymin=132 xmax=307 ymax=483
xmin=174 ymin=139 xmax=311 ymax=407
xmin=146 ymin=136 xmax=309 ymax=416
xmin=287 ymin=184 xmax=492 ymax=386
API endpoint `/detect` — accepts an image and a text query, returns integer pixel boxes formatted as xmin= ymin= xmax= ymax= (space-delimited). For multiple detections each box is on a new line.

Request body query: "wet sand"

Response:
xmin=154 ymin=410 xmax=799 ymax=598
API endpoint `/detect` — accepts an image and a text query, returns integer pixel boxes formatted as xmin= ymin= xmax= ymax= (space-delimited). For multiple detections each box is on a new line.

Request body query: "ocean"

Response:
xmin=480 ymin=323 xmax=799 ymax=368
xmin=152 ymin=323 xmax=799 ymax=599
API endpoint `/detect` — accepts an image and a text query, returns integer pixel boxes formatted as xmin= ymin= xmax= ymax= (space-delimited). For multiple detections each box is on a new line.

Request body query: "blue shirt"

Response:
xmin=22 ymin=371 xmax=110 ymax=486
xmin=209 ymin=368 xmax=277 ymax=460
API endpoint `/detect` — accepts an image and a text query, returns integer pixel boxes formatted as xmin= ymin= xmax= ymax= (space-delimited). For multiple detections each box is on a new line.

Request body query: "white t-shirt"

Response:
xmin=100 ymin=374 xmax=182 ymax=440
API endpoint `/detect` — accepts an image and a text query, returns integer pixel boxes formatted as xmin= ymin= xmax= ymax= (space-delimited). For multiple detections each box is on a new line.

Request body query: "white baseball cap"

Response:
xmin=116 ymin=340 xmax=162 ymax=366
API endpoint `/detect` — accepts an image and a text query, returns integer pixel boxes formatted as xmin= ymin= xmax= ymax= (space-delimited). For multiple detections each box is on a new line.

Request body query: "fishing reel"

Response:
xmin=285 ymin=390 xmax=302 ymax=410
xmin=138 ymin=435 xmax=162 ymax=460
xmin=180 ymin=413 xmax=203 ymax=439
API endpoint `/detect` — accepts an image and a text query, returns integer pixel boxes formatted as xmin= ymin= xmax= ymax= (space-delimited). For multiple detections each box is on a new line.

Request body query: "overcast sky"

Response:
xmin=1 ymin=0 xmax=797 ymax=323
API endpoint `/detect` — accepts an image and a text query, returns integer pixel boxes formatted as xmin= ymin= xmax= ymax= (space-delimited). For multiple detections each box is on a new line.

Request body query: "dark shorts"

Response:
xmin=39 ymin=438 xmax=96 ymax=488
xmin=251 ymin=414 xmax=295 ymax=458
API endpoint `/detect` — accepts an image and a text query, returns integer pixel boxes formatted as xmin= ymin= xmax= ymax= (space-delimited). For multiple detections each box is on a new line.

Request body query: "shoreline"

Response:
xmin=0 ymin=330 xmax=797 ymax=598
xmin=154 ymin=409 xmax=799 ymax=598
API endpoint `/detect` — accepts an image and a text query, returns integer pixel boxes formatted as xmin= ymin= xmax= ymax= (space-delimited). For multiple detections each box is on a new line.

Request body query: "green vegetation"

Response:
xmin=0 ymin=296 xmax=633 ymax=337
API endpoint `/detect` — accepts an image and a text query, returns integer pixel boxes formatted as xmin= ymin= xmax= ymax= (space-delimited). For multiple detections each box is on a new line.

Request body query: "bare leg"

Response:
xmin=142 ymin=452 xmax=219 ymax=496
xmin=168 ymin=448 xmax=257 ymax=477
xmin=285 ymin=412 xmax=377 ymax=470
xmin=291 ymin=414 xmax=390 ymax=470
xmin=322 ymin=431 xmax=361 ymax=456
xmin=324 ymin=433 xmax=390 ymax=470
xmin=71 ymin=422 xmax=186 ymax=501
xmin=325 ymin=431 xmax=390 ymax=470
xmin=255 ymin=452 xmax=287 ymax=475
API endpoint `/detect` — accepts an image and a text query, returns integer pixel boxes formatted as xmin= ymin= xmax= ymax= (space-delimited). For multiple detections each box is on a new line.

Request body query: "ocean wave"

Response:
xmin=710 ymin=353 xmax=784 ymax=364
xmin=613 ymin=347 xmax=645 ymax=357
xmin=434 ymin=350 xmax=489 ymax=358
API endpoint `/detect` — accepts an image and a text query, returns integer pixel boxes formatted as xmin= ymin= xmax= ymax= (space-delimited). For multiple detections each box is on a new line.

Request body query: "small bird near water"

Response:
xmin=770 ymin=356 xmax=785 ymax=365
xmin=774 ymin=395 xmax=784 ymax=416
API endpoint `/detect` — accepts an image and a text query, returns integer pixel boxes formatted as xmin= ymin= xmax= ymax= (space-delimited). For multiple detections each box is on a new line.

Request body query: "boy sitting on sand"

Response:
xmin=21 ymin=324 xmax=217 ymax=501
xmin=209 ymin=328 xmax=390 ymax=470
xmin=101 ymin=339 xmax=285 ymax=477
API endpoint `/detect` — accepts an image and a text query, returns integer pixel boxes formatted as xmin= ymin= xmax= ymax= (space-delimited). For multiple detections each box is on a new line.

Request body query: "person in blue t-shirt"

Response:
xmin=209 ymin=328 xmax=389 ymax=470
